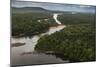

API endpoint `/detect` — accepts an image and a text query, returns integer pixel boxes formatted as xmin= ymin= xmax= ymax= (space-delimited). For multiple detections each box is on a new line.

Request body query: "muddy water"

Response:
xmin=11 ymin=14 xmax=67 ymax=66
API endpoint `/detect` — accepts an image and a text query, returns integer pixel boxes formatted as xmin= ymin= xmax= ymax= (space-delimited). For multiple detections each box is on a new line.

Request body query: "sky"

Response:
xmin=11 ymin=0 xmax=96 ymax=13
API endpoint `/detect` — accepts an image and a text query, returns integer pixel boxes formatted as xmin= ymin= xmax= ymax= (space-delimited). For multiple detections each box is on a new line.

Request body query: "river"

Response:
xmin=53 ymin=13 xmax=62 ymax=24
xmin=11 ymin=13 xmax=67 ymax=66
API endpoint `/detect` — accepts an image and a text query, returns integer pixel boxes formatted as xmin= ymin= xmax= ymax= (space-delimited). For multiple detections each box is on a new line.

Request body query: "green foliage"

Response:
xmin=58 ymin=13 xmax=96 ymax=25
xmin=12 ymin=13 xmax=56 ymax=37
xmin=35 ymin=24 xmax=96 ymax=62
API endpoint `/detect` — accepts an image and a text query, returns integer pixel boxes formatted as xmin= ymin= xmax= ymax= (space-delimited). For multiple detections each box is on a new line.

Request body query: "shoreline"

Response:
xmin=12 ymin=24 xmax=65 ymax=38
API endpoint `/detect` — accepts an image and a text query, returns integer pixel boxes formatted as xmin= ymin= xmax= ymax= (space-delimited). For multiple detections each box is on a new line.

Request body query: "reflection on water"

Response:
xmin=11 ymin=14 xmax=67 ymax=66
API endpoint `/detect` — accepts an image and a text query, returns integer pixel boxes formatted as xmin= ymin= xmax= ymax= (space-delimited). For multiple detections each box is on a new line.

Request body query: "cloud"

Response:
xmin=79 ymin=5 xmax=91 ymax=8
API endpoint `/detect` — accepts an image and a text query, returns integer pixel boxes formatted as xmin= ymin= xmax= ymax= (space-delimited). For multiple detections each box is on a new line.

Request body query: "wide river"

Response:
xmin=11 ymin=13 xmax=67 ymax=66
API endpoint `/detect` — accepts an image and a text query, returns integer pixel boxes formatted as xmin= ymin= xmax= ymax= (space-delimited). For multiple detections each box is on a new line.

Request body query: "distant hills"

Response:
xmin=12 ymin=7 xmax=51 ymax=13
xmin=12 ymin=7 xmax=68 ymax=14
xmin=12 ymin=6 xmax=95 ymax=14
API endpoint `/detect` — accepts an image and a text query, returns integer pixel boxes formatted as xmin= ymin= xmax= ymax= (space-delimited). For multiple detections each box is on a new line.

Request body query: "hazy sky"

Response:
xmin=11 ymin=0 xmax=96 ymax=13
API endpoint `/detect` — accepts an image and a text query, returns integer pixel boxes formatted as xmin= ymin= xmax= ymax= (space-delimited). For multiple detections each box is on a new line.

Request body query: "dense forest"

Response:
xmin=58 ymin=13 xmax=96 ymax=25
xmin=35 ymin=24 xmax=96 ymax=62
xmin=12 ymin=12 xmax=57 ymax=37
xmin=35 ymin=13 xmax=96 ymax=62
